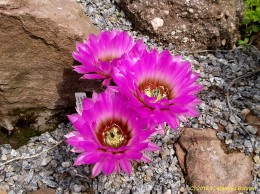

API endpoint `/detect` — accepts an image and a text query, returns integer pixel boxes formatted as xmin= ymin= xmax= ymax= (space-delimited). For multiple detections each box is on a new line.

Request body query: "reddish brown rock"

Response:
xmin=0 ymin=0 xmax=99 ymax=133
xmin=28 ymin=188 xmax=55 ymax=194
xmin=0 ymin=190 xmax=7 ymax=194
xmin=174 ymin=128 xmax=254 ymax=194
xmin=118 ymin=0 xmax=244 ymax=52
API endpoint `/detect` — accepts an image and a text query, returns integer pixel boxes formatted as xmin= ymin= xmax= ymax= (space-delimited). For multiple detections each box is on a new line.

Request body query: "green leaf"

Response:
xmin=242 ymin=18 xmax=251 ymax=24
xmin=239 ymin=0 xmax=260 ymax=45
xmin=238 ymin=38 xmax=249 ymax=45
xmin=252 ymin=25 xmax=260 ymax=32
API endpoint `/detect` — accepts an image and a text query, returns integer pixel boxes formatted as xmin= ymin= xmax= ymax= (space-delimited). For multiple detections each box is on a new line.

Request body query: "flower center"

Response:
xmin=144 ymin=85 xmax=169 ymax=101
xmin=139 ymin=78 xmax=174 ymax=101
xmin=96 ymin=119 xmax=132 ymax=148
xmin=100 ymin=54 xmax=119 ymax=62
xmin=102 ymin=124 xmax=125 ymax=148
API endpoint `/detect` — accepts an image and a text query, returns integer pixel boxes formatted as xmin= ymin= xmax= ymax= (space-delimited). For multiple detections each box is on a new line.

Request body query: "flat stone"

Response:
xmin=0 ymin=190 xmax=7 ymax=194
xmin=0 ymin=0 xmax=99 ymax=133
xmin=174 ymin=128 xmax=253 ymax=194
xmin=0 ymin=183 xmax=9 ymax=193
xmin=28 ymin=188 xmax=55 ymax=194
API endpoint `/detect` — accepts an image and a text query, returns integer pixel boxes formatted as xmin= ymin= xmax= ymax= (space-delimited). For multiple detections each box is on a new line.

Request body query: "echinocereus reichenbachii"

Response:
xmin=113 ymin=49 xmax=203 ymax=130
xmin=66 ymin=30 xmax=202 ymax=177
xmin=72 ymin=30 xmax=147 ymax=86
xmin=66 ymin=90 xmax=159 ymax=177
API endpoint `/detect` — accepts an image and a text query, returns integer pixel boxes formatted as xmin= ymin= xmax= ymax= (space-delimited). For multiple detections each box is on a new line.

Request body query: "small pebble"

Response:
xmin=10 ymin=149 xmax=18 ymax=157
xmin=41 ymin=157 xmax=52 ymax=166
xmin=61 ymin=161 xmax=71 ymax=168
xmin=254 ymin=155 xmax=260 ymax=165
xmin=246 ymin=125 xmax=258 ymax=135
xmin=179 ymin=187 xmax=185 ymax=192
xmin=73 ymin=184 xmax=82 ymax=192
xmin=166 ymin=189 xmax=172 ymax=194
xmin=1 ymin=154 xmax=7 ymax=161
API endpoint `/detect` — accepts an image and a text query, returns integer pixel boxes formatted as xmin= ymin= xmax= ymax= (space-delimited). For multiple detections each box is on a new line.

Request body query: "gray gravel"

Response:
xmin=0 ymin=125 xmax=188 ymax=194
xmin=0 ymin=0 xmax=260 ymax=193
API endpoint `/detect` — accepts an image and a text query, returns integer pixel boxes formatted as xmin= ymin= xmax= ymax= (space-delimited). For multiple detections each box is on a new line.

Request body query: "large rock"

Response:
xmin=0 ymin=190 xmax=7 ymax=194
xmin=118 ymin=0 xmax=244 ymax=52
xmin=28 ymin=188 xmax=55 ymax=194
xmin=174 ymin=128 xmax=253 ymax=194
xmin=0 ymin=0 xmax=99 ymax=133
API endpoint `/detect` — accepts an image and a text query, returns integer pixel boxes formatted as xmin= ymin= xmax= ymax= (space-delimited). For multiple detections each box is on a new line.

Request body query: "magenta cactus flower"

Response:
xmin=72 ymin=30 xmax=147 ymax=86
xmin=113 ymin=49 xmax=203 ymax=130
xmin=65 ymin=90 xmax=159 ymax=177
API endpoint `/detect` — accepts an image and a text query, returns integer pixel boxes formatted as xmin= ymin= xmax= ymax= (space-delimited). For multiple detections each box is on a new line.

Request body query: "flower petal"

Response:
xmin=102 ymin=158 xmax=116 ymax=176
xmin=82 ymin=74 xmax=106 ymax=80
xmin=140 ymin=155 xmax=152 ymax=163
xmin=124 ymin=150 xmax=143 ymax=160
xmin=119 ymin=158 xmax=132 ymax=175
xmin=74 ymin=152 xmax=88 ymax=166
xmin=144 ymin=142 xmax=161 ymax=151
xmin=84 ymin=151 xmax=103 ymax=164
xmin=92 ymin=161 xmax=103 ymax=177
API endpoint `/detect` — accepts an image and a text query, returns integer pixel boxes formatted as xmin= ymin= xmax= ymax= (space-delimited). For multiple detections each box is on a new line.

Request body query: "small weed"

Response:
xmin=239 ymin=0 xmax=260 ymax=45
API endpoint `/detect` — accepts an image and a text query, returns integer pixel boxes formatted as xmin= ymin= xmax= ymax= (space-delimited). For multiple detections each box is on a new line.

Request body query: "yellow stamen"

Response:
xmin=100 ymin=55 xmax=118 ymax=62
xmin=144 ymin=85 xmax=169 ymax=101
xmin=103 ymin=125 xmax=125 ymax=148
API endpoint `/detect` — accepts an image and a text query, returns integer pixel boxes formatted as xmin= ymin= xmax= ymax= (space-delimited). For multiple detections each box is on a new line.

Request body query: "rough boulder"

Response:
xmin=0 ymin=0 xmax=99 ymax=133
xmin=119 ymin=0 xmax=244 ymax=52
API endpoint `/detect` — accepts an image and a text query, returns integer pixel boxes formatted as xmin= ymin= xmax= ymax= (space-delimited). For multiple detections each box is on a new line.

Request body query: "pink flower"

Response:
xmin=65 ymin=90 xmax=159 ymax=177
xmin=113 ymin=49 xmax=203 ymax=130
xmin=72 ymin=30 xmax=147 ymax=86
